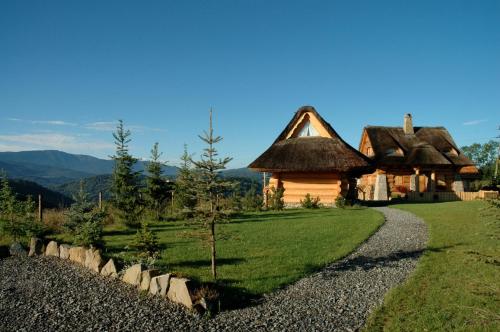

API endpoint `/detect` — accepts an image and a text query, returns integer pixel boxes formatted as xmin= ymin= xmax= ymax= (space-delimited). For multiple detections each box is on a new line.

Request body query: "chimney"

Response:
xmin=404 ymin=113 xmax=414 ymax=135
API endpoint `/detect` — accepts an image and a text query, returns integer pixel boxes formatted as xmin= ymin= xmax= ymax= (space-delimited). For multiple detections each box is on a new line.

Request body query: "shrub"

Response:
xmin=65 ymin=183 xmax=106 ymax=247
xmin=394 ymin=185 xmax=409 ymax=194
xmin=133 ymin=220 xmax=160 ymax=259
xmin=335 ymin=196 xmax=346 ymax=209
xmin=300 ymin=193 xmax=321 ymax=209
xmin=74 ymin=220 xmax=103 ymax=247
xmin=268 ymin=187 xmax=285 ymax=211
xmin=241 ymin=186 xmax=263 ymax=211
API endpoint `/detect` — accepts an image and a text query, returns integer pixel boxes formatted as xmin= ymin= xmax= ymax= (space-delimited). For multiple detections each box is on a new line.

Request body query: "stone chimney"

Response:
xmin=404 ymin=113 xmax=414 ymax=135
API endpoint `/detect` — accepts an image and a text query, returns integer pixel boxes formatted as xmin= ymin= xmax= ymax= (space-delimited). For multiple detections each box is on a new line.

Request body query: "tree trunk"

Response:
xmin=210 ymin=220 xmax=217 ymax=280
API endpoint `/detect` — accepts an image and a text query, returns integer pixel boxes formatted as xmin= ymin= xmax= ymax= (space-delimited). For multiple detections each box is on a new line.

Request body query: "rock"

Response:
xmin=149 ymin=274 xmax=171 ymax=296
xmin=45 ymin=241 xmax=59 ymax=257
xmin=84 ymin=248 xmax=104 ymax=273
xmin=100 ymin=259 xmax=118 ymax=278
xmin=122 ymin=264 xmax=142 ymax=286
xmin=59 ymin=244 xmax=71 ymax=260
xmin=374 ymin=173 xmax=388 ymax=201
xmin=68 ymin=247 xmax=86 ymax=265
xmin=193 ymin=298 xmax=208 ymax=316
xmin=9 ymin=242 xmax=27 ymax=256
xmin=139 ymin=269 xmax=160 ymax=291
xmin=28 ymin=237 xmax=44 ymax=257
xmin=167 ymin=277 xmax=194 ymax=309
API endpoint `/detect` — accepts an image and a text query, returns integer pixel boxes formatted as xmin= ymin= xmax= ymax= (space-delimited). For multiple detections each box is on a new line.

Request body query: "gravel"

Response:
xmin=0 ymin=207 xmax=427 ymax=332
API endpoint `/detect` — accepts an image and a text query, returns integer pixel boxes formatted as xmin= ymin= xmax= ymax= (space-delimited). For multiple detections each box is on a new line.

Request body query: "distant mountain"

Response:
xmin=0 ymin=150 xmax=113 ymax=175
xmin=0 ymin=160 xmax=93 ymax=187
xmin=220 ymin=167 xmax=262 ymax=182
xmin=53 ymin=169 xmax=262 ymax=201
xmin=0 ymin=150 xmax=178 ymax=186
xmin=8 ymin=178 xmax=73 ymax=208
xmin=0 ymin=150 xmax=263 ymax=200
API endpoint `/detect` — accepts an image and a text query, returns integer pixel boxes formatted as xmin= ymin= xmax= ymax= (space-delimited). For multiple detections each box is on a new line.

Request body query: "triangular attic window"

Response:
xmin=298 ymin=120 xmax=319 ymax=137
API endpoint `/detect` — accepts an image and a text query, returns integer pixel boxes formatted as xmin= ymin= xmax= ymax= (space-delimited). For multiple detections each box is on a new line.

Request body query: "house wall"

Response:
xmin=358 ymin=169 xmax=458 ymax=200
xmin=269 ymin=172 xmax=347 ymax=205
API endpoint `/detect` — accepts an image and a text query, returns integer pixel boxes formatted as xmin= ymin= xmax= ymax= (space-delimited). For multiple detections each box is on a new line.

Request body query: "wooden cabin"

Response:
xmin=249 ymin=106 xmax=372 ymax=206
xmin=358 ymin=114 xmax=479 ymax=200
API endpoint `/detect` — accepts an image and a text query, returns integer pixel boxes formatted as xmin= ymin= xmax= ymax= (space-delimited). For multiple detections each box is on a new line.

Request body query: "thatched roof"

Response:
xmin=363 ymin=126 xmax=478 ymax=172
xmin=249 ymin=106 xmax=372 ymax=173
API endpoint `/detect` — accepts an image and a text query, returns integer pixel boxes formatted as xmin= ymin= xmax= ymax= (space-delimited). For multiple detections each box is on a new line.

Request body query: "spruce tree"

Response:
xmin=144 ymin=142 xmax=169 ymax=220
xmin=110 ymin=120 xmax=143 ymax=227
xmin=0 ymin=171 xmax=16 ymax=222
xmin=192 ymin=109 xmax=233 ymax=280
xmin=174 ymin=144 xmax=197 ymax=213
xmin=65 ymin=182 xmax=106 ymax=247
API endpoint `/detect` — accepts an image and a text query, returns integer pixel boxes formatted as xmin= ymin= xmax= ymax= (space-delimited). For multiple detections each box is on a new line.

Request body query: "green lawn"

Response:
xmin=365 ymin=201 xmax=500 ymax=332
xmin=98 ymin=208 xmax=383 ymax=303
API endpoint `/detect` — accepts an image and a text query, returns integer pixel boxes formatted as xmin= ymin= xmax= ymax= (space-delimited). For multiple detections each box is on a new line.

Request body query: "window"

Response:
xmin=385 ymin=148 xmax=403 ymax=156
xmin=366 ymin=147 xmax=374 ymax=157
xmin=298 ymin=120 xmax=319 ymax=137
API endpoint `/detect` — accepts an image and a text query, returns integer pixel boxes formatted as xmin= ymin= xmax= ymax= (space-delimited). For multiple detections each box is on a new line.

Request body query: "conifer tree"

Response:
xmin=0 ymin=171 xmax=16 ymax=222
xmin=192 ymin=109 xmax=233 ymax=280
xmin=174 ymin=144 xmax=197 ymax=213
xmin=65 ymin=182 xmax=106 ymax=247
xmin=110 ymin=120 xmax=143 ymax=227
xmin=144 ymin=142 xmax=169 ymax=220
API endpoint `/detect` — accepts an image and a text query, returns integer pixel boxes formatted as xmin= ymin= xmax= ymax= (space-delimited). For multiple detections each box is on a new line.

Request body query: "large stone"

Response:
xmin=410 ymin=174 xmax=420 ymax=192
xmin=374 ymin=174 xmax=388 ymax=201
xmin=45 ymin=241 xmax=59 ymax=257
xmin=59 ymin=244 xmax=71 ymax=260
xmin=167 ymin=277 xmax=194 ymax=309
xmin=452 ymin=175 xmax=464 ymax=192
xmin=139 ymin=269 xmax=160 ymax=291
xmin=85 ymin=248 xmax=104 ymax=272
xmin=28 ymin=237 xmax=44 ymax=257
xmin=101 ymin=259 xmax=118 ymax=278
xmin=69 ymin=246 xmax=87 ymax=265
xmin=122 ymin=264 xmax=142 ymax=286
xmin=9 ymin=242 xmax=27 ymax=256
xmin=149 ymin=274 xmax=171 ymax=296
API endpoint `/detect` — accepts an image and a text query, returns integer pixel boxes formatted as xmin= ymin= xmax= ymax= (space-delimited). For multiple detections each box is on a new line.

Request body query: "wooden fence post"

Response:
xmin=38 ymin=194 xmax=43 ymax=222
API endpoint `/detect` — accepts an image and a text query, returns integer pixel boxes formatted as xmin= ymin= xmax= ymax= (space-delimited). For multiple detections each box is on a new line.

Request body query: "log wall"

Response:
xmin=270 ymin=172 xmax=345 ymax=205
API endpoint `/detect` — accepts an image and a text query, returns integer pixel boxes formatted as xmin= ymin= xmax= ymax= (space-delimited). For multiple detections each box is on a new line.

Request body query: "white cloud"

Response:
xmin=84 ymin=121 xmax=117 ymax=131
xmin=84 ymin=121 xmax=165 ymax=133
xmin=0 ymin=133 xmax=113 ymax=154
xmin=6 ymin=118 xmax=77 ymax=126
xmin=463 ymin=119 xmax=487 ymax=126
xmin=32 ymin=120 xmax=77 ymax=126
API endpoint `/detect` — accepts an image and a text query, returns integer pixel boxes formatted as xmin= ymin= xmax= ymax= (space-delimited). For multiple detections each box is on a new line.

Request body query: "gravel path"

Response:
xmin=0 ymin=207 xmax=427 ymax=332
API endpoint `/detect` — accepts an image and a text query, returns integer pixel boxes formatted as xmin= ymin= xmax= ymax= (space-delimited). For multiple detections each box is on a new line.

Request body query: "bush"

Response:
xmin=133 ymin=220 xmax=160 ymax=259
xmin=300 ymin=193 xmax=321 ymax=209
xmin=268 ymin=187 xmax=285 ymax=211
xmin=242 ymin=186 xmax=263 ymax=211
xmin=65 ymin=183 xmax=106 ymax=247
xmin=74 ymin=220 xmax=103 ymax=247
xmin=335 ymin=196 xmax=346 ymax=209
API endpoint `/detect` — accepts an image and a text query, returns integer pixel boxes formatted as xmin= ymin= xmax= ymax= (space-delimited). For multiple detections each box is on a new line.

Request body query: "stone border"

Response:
xmin=25 ymin=238 xmax=206 ymax=312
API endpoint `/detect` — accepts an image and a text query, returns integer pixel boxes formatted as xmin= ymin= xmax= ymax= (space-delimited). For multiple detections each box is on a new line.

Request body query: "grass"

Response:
xmin=365 ymin=201 xmax=500 ymax=332
xmin=87 ymin=208 xmax=384 ymax=305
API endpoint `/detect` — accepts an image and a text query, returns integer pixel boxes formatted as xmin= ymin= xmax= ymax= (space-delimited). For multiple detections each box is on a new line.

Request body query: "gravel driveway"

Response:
xmin=0 ymin=207 xmax=427 ymax=332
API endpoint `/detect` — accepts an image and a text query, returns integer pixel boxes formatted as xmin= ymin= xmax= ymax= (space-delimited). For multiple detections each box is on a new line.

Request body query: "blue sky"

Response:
xmin=1 ymin=0 xmax=499 ymax=168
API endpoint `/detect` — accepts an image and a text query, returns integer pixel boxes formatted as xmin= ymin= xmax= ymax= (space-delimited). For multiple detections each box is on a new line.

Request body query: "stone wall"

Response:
xmin=22 ymin=239 xmax=208 ymax=313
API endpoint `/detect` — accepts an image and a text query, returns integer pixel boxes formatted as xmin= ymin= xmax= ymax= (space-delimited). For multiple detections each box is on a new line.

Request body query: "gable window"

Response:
xmin=365 ymin=147 xmax=374 ymax=157
xmin=298 ymin=120 xmax=320 ymax=137
xmin=385 ymin=148 xmax=403 ymax=157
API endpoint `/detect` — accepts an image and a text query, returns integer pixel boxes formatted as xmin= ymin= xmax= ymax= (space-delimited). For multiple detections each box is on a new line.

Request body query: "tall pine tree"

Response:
xmin=192 ymin=109 xmax=233 ymax=280
xmin=110 ymin=120 xmax=142 ymax=227
xmin=144 ymin=142 xmax=169 ymax=220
